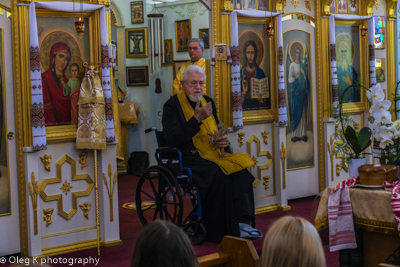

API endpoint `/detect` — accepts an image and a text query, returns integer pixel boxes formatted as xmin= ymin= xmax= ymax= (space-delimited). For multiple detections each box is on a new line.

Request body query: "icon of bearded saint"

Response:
xmin=337 ymin=41 xmax=359 ymax=103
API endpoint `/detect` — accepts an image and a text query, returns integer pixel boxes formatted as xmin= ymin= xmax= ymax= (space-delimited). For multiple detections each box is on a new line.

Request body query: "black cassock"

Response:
xmin=162 ymin=94 xmax=255 ymax=243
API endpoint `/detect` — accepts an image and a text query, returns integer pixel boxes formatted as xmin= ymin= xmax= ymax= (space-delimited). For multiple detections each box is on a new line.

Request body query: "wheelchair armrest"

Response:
xmin=156 ymin=147 xmax=179 ymax=154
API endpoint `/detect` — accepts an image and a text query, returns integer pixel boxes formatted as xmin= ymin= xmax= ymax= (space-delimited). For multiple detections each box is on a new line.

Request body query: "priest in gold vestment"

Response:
xmin=171 ymin=38 xmax=208 ymax=96
xmin=163 ymin=65 xmax=262 ymax=243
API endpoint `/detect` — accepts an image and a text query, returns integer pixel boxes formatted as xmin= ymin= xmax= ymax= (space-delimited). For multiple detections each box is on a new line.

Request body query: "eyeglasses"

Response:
xmin=188 ymin=47 xmax=201 ymax=51
xmin=187 ymin=80 xmax=205 ymax=87
xmin=295 ymin=51 xmax=301 ymax=54
xmin=341 ymin=50 xmax=347 ymax=53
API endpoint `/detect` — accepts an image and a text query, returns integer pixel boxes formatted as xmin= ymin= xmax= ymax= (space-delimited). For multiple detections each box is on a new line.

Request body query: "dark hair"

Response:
xmin=131 ymin=220 xmax=199 ymax=267
xmin=69 ymin=63 xmax=79 ymax=72
xmin=187 ymin=38 xmax=204 ymax=50
xmin=243 ymin=40 xmax=258 ymax=66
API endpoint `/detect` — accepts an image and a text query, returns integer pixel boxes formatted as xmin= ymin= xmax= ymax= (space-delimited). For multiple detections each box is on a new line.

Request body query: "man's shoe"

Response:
xmin=239 ymin=223 xmax=263 ymax=240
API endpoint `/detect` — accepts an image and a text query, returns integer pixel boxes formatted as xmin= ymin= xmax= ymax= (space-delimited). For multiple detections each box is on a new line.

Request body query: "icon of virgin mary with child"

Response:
xmin=41 ymin=42 xmax=81 ymax=126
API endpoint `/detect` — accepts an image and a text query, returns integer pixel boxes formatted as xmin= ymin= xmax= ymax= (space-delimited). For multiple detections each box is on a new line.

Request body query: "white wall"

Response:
xmin=112 ymin=0 xmax=210 ymax=163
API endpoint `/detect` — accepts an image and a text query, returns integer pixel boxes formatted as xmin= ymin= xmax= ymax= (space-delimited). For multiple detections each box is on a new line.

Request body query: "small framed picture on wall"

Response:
xmin=175 ymin=19 xmax=192 ymax=52
xmin=375 ymin=58 xmax=386 ymax=83
xmin=125 ymin=28 xmax=148 ymax=58
xmin=126 ymin=66 xmax=149 ymax=86
xmin=131 ymin=1 xmax=144 ymax=24
xmin=162 ymin=39 xmax=174 ymax=67
xmin=198 ymin=29 xmax=209 ymax=48
xmin=172 ymin=60 xmax=188 ymax=80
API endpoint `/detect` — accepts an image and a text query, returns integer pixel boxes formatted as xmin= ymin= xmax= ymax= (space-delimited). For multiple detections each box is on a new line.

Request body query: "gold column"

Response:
xmin=18 ymin=3 xmax=32 ymax=147
xmin=212 ymin=0 xmax=232 ymax=126
xmin=13 ymin=0 xmax=30 ymax=257
xmin=316 ymin=0 xmax=327 ymax=191
xmin=387 ymin=20 xmax=395 ymax=106
xmin=386 ymin=21 xmax=396 ymax=110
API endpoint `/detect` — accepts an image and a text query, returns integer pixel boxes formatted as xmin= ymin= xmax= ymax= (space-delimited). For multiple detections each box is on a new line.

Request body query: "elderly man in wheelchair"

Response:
xmin=159 ymin=65 xmax=262 ymax=243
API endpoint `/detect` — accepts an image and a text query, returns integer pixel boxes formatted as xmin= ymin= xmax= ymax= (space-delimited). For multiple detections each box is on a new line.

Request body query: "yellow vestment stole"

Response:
xmin=177 ymin=90 xmax=254 ymax=175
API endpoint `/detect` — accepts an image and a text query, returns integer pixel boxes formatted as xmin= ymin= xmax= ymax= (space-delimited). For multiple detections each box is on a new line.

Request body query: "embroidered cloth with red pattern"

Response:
xmin=328 ymin=176 xmax=400 ymax=252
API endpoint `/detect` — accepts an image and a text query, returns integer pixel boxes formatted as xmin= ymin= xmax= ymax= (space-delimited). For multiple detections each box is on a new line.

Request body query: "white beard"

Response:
xmin=188 ymin=94 xmax=202 ymax=102
xmin=340 ymin=59 xmax=348 ymax=72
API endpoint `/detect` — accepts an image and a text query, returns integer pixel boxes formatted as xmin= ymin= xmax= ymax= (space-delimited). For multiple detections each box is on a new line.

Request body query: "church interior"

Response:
xmin=1 ymin=0 xmax=400 ymax=266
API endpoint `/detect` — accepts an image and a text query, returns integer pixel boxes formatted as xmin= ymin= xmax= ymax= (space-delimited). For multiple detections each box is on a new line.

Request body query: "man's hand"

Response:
xmin=215 ymin=135 xmax=230 ymax=148
xmin=194 ymin=100 xmax=212 ymax=123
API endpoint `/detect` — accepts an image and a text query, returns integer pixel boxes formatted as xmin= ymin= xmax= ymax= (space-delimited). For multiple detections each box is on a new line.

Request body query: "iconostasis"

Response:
xmin=2 ymin=0 xmax=121 ymax=257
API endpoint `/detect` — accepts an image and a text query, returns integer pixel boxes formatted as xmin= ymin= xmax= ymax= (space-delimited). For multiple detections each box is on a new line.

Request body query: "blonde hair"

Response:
xmin=261 ymin=216 xmax=326 ymax=267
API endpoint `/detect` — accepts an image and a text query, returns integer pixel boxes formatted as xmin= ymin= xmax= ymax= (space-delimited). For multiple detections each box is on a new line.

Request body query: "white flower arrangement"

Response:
xmin=368 ymin=83 xmax=400 ymax=151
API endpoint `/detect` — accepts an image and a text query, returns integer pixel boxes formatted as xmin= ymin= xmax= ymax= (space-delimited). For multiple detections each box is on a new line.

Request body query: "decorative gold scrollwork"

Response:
xmin=280 ymin=142 xmax=287 ymax=189
xmin=79 ymin=152 xmax=88 ymax=170
xmin=39 ymin=155 xmax=94 ymax=220
xmin=263 ymin=175 xmax=270 ymax=190
xmin=374 ymin=0 xmax=380 ymax=10
xmin=336 ymin=163 xmax=341 ymax=176
xmin=247 ymin=135 xmax=273 ymax=188
xmin=322 ymin=0 xmax=333 ymax=15
xmin=43 ymin=208 xmax=54 ymax=227
xmin=327 ymin=136 xmax=335 ymax=181
xmin=276 ymin=0 xmax=287 ymax=13
xmin=261 ymin=131 xmax=269 ymax=144
xmin=79 ymin=202 xmax=91 ymax=219
xmin=103 ymin=164 xmax=118 ymax=222
xmin=40 ymin=154 xmax=52 ymax=172
xmin=29 ymin=172 xmax=39 ymax=235
xmin=238 ymin=132 xmax=245 ymax=147
xmin=223 ymin=0 xmax=234 ymax=11
xmin=305 ymin=1 xmax=312 ymax=11
xmin=60 ymin=180 xmax=73 ymax=195
xmin=291 ymin=0 xmax=299 ymax=8
xmin=387 ymin=0 xmax=397 ymax=19
xmin=251 ymin=155 xmax=258 ymax=167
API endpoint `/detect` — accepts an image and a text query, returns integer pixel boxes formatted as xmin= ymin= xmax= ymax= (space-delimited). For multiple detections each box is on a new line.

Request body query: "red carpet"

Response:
xmin=3 ymin=174 xmax=339 ymax=266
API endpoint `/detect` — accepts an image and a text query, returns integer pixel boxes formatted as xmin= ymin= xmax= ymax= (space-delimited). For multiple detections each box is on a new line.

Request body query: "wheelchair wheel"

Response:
xmin=184 ymin=221 xmax=206 ymax=245
xmin=136 ymin=165 xmax=183 ymax=226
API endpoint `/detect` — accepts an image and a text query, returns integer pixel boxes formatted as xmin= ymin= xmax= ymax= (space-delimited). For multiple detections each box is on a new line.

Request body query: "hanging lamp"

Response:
xmin=73 ymin=0 xmax=85 ymax=39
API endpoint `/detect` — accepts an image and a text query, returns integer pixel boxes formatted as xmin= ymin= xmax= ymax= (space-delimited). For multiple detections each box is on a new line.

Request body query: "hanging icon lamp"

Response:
xmin=73 ymin=0 xmax=85 ymax=39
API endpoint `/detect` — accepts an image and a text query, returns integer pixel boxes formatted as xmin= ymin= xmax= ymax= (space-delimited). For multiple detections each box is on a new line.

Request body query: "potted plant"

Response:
xmin=367 ymin=82 xmax=400 ymax=167
xmin=332 ymin=83 xmax=372 ymax=177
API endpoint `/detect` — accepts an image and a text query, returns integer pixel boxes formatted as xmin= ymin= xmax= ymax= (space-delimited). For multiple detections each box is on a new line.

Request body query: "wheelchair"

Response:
xmin=135 ymin=127 xmax=207 ymax=245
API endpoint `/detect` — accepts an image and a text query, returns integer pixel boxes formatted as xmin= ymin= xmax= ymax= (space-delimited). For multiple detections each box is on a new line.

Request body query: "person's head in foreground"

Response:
xmin=130 ymin=220 xmax=199 ymax=267
xmin=181 ymin=65 xmax=206 ymax=102
xmin=261 ymin=216 xmax=326 ymax=267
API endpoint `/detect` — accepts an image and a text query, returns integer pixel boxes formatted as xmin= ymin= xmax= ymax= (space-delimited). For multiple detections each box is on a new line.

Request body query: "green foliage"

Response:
xmin=174 ymin=11 xmax=185 ymax=17
xmin=199 ymin=9 xmax=207 ymax=16
xmin=344 ymin=126 xmax=372 ymax=158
